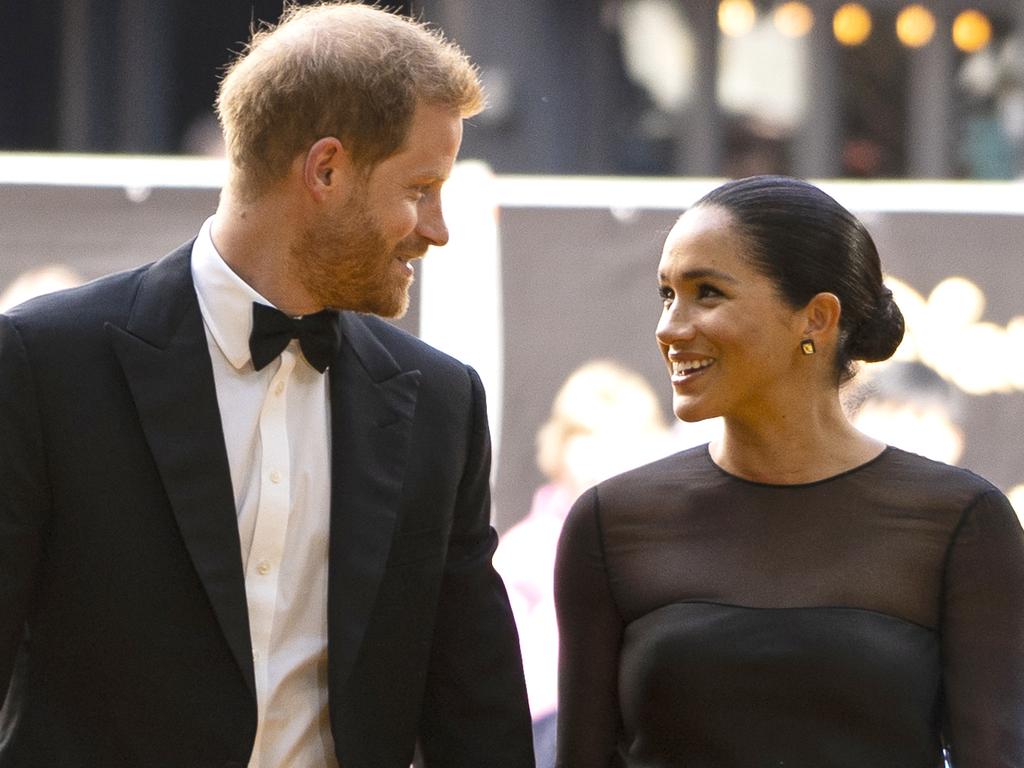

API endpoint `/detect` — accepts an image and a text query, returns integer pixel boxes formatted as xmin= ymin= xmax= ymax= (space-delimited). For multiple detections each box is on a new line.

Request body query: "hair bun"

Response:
xmin=847 ymin=288 xmax=905 ymax=363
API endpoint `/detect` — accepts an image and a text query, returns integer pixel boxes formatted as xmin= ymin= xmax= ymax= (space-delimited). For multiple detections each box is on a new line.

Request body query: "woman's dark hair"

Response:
xmin=694 ymin=175 xmax=905 ymax=383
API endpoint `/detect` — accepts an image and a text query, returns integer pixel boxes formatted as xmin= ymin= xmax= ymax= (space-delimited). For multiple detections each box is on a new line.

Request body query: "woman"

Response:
xmin=554 ymin=176 xmax=1024 ymax=767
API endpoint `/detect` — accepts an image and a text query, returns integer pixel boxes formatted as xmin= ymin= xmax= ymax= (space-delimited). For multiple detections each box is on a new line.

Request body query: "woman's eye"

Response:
xmin=658 ymin=286 xmax=674 ymax=304
xmin=696 ymin=283 xmax=722 ymax=300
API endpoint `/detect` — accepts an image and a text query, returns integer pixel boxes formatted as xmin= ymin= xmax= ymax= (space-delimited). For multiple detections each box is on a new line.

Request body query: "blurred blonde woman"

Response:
xmin=495 ymin=360 xmax=670 ymax=767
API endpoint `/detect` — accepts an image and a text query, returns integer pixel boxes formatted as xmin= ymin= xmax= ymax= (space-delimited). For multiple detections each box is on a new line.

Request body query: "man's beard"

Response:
xmin=289 ymin=197 xmax=421 ymax=319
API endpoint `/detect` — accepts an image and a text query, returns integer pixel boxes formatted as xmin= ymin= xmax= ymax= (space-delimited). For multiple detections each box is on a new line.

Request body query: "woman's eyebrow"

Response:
xmin=659 ymin=267 xmax=738 ymax=284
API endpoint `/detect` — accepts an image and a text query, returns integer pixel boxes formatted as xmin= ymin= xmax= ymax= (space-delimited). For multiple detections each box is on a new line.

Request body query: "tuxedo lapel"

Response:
xmin=327 ymin=314 xmax=420 ymax=689
xmin=106 ymin=244 xmax=255 ymax=696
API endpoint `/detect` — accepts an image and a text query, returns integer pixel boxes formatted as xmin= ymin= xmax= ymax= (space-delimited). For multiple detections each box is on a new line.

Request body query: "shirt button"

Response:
xmin=269 ymin=470 xmax=281 ymax=484
xmin=274 ymin=381 xmax=285 ymax=396
xmin=257 ymin=560 xmax=271 ymax=575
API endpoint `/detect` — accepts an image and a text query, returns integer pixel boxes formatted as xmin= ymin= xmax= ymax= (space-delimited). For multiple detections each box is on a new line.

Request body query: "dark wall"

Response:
xmin=1 ymin=1 xmax=60 ymax=149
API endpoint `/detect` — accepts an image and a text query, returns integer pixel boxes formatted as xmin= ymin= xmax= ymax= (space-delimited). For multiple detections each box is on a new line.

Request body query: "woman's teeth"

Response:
xmin=672 ymin=359 xmax=714 ymax=375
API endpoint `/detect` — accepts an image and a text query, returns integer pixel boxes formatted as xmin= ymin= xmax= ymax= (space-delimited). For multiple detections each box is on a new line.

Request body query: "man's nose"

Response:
xmin=417 ymin=200 xmax=449 ymax=247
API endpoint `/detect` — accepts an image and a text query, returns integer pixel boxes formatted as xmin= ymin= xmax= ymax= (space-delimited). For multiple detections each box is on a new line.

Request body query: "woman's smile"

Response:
xmin=668 ymin=356 xmax=716 ymax=386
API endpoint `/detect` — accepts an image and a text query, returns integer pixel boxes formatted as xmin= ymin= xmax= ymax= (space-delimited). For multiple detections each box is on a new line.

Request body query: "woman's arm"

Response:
xmin=554 ymin=486 xmax=625 ymax=767
xmin=942 ymin=489 xmax=1024 ymax=767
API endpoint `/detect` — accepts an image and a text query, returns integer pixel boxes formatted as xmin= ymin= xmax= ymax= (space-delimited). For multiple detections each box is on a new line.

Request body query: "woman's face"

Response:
xmin=655 ymin=205 xmax=809 ymax=426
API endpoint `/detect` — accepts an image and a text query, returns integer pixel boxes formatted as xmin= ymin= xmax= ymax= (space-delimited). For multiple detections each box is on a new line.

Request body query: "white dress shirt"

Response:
xmin=191 ymin=217 xmax=340 ymax=768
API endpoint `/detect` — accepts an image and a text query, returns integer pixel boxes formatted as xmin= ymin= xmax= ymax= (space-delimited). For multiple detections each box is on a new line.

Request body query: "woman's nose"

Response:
xmin=656 ymin=305 xmax=696 ymax=346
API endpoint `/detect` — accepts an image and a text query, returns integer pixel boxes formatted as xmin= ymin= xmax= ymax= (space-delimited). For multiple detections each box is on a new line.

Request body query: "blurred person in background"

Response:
xmin=847 ymin=360 xmax=965 ymax=466
xmin=0 ymin=4 xmax=533 ymax=767
xmin=494 ymin=359 xmax=671 ymax=767
xmin=846 ymin=362 xmax=1024 ymax=535
xmin=1009 ymin=485 xmax=1024 ymax=525
xmin=555 ymin=175 xmax=1024 ymax=767
xmin=0 ymin=264 xmax=84 ymax=312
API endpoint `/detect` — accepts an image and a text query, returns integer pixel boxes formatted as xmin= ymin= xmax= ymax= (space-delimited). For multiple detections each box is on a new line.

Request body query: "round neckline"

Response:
xmin=702 ymin=443 xmax=892 ymax=489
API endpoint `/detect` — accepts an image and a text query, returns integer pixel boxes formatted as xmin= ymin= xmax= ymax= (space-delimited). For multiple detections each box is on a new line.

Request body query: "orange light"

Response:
xmin=952 ymin=10 xmax=993 ymax=53
xmin=896 ymin=5 xmax=936 ymax=48
xmin=718 ymin=0 xmax=757 ymax=38
xmin=774 ymin=2 xmax=814 ymax=39
xmin=833 ymin=3 xmax=872 ymax=46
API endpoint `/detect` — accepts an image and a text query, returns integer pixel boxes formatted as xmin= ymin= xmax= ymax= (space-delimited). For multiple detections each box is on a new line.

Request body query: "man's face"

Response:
xmin=291 ymin=102 xmax=463 ymax=317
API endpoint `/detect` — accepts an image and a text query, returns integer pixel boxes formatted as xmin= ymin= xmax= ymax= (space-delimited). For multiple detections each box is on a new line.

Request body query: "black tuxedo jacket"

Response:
xmin=0 ymin=243 xmax=533 ymax=767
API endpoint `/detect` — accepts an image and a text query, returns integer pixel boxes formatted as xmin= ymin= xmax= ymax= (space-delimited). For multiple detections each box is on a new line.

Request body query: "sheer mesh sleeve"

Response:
xmin=554 ymin=487 xmax=625 ymax=768
xmin=942 ymin=490 xmax=1024 ymax=767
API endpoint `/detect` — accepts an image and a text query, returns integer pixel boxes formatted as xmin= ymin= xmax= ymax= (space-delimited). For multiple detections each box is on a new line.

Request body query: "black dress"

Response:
xmin=554 ymin=445 xmax=1024 ymax=767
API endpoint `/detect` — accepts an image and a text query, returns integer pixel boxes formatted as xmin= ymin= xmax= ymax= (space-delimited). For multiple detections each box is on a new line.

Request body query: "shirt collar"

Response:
xmin=191 ymin=215 xmax=274 ymax=371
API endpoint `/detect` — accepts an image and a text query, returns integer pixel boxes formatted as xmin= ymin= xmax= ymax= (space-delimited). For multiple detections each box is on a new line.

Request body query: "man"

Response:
xmin=0 ymin=4 xmax=533 ymax=766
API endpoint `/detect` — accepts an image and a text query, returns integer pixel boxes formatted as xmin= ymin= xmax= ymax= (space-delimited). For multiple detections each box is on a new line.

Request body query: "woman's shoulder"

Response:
xmin=584 ymin=444 xmax=716 ymax=510
xmin=853 ymin=446 xmax=1017 ymax=530
xmin=872 ymin=446 xmax=1002 ymax=498
xmin=559 ymin=447 xmax=712 ymax=553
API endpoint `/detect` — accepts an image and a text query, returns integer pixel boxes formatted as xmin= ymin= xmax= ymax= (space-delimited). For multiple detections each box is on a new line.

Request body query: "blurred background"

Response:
xmin=4 ymin=0 xmax=1024 ymax=178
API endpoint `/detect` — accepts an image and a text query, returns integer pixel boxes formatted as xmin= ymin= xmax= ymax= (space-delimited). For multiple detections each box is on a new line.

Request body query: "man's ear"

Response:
xmin=802 ymin=291 xmax=842 ymax=339
xmin=302 ymin=137 xmax=355 ymax=202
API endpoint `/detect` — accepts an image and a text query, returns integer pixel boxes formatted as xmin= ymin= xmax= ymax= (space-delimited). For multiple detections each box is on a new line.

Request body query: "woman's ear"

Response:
xmin=801 ymin=292 xmax=842 ymax=340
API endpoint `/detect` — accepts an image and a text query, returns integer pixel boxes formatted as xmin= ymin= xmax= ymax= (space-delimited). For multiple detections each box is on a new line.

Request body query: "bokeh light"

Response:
xmin=773 ymin=2 xmax=814 ymax=39
xmin=833 ymin=4 xmax=872 ymax=47
xmin=896 ymin=5 xmax=936 ymax=48
xmin=718 ymin=0 xmax=757 ymax=38
xmin=952 ymin=9 xmax=993 ymax=53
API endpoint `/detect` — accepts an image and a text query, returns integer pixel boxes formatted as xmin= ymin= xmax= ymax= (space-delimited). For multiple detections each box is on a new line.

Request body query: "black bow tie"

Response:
xmin=249 ymin=302 xmax=341 ymax=373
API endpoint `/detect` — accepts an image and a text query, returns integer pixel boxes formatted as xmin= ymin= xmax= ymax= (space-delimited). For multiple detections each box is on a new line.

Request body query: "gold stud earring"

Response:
xmin=800 ymin=339 xmax=816 ymax=355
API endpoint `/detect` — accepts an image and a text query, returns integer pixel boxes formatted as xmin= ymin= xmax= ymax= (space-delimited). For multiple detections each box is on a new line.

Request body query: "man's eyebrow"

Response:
xmin=411 ymin=168 xmax=450 ymax=183
xmin=658 ymin=267 xmax=738 ymax=283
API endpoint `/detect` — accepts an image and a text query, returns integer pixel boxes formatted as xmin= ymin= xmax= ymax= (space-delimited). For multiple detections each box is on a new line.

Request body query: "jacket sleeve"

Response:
xmin=0 ymin=314 xmax=51 ymax=705
xmin=417 ymin=365 xmax=535 ymax=767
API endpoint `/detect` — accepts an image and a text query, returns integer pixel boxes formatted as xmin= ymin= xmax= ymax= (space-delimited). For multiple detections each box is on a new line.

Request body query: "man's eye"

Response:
xmin=697 ymin=283 xmax=722 ymax=299
xmin=658 ymin=286 xmax=674 ymax=304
